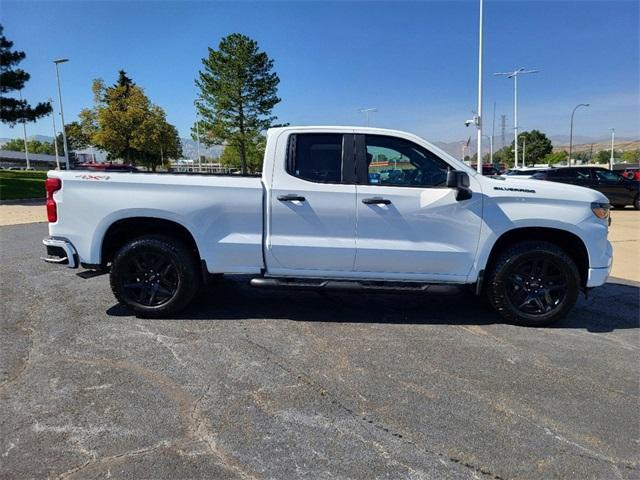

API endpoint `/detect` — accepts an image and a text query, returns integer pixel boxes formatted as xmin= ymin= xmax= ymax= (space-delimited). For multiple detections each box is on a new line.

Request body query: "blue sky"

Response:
xmin=1 ymin=0 xmax=638 ymax=145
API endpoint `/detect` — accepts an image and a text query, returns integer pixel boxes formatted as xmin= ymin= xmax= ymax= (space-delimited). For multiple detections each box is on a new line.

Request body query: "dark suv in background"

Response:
xmin=531 ymin=167 xmax=639 ymax=209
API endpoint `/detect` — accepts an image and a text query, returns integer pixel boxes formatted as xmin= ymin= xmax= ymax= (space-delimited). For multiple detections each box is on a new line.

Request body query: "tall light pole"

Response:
xmin=358 ymin=107 xmax=377 ymax=127
xmin=482 ymin=134 xmax=493 ymax=165
xmin=491 ymin=101 xmax=496 ymax=165
xmin=49 ymin=98 xmax=61 ymax=169
xmin=18 ymin=90 xmax=30 ymax=169
xmin=475 ymin=0 xmax=484 ymax=174
xmin=194 ymin=101 xmax=202 ymax=172
xmin=569 ymin=103 xmax=589 ymax=166
xmin=609 ymin=128 xmax=615 ymax=171
xmin=494 ymin=67 xmax=539 ymax=169
xmin=53 ymin=58 xmax=70 ymax=170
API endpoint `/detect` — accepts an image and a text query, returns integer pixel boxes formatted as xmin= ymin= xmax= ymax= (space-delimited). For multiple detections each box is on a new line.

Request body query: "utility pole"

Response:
xmin=609 ymin=128 xmax=615 ymax=170
xmin=500 ymin=114 xmax=506 ymax=149
xmin=494 ymin=68 xmax=540 ymax=168
xmin=522 ymin=138 xmax=526 ymax=166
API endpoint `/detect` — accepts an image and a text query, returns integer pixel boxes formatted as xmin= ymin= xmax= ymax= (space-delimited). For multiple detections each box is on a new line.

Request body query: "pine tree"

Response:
xmin=195 ymin=33 xmax=281 ymax=174
xmin=0 ymin=25 xmax=52 ymax=125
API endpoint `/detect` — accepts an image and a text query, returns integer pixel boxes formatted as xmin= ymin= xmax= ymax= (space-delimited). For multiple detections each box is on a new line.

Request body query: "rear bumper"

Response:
xmin=42 ymin=237 xmax=78 ymax=268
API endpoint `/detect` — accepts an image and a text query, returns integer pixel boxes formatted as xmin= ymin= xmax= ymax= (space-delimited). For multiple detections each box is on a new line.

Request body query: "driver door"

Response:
xmin=354 ymin=134 xmax=482 ymax=281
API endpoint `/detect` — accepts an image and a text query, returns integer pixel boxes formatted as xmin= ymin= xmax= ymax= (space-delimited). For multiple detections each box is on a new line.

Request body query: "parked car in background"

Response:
xmin=531 ymin=167 xmax=639 ymax=209
xmin=620 ymin=168 xmax=640 ymax=181
xmin=470 ymin=164 xmax=504 ymax=176
xmin=502 ymin=167 xmax=550 ymax=179
xmin=76 ymin=162 xmax=138 ymax=172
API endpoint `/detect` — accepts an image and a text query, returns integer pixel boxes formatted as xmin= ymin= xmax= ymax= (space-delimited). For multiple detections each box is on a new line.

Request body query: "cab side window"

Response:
xmin=365 ymin=135 xmax=448 ymax=187
xmin=287 ymin=134 xmax=343 ymax=183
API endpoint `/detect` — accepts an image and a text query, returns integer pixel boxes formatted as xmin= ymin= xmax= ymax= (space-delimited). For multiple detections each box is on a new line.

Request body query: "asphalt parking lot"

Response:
xmin=1 ymin=222 xmax=639 ymax=480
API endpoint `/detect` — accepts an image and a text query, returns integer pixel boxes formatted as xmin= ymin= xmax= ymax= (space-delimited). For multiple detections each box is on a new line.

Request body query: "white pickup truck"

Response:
xmin=43 ymin=126 xmax=612 ymax=326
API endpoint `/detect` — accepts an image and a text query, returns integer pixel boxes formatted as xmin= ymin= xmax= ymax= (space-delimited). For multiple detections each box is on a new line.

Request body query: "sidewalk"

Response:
xmin=0 ymin=200 xmax=45 ymax=226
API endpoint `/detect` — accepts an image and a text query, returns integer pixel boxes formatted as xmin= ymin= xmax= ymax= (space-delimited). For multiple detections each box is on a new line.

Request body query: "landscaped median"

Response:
xmin=0 ymin=170 xmax=47 ymax=201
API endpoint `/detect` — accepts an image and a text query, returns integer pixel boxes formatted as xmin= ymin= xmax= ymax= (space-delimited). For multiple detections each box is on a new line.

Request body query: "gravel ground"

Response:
xmin=1 ymin=222 xmax=639 ymax=480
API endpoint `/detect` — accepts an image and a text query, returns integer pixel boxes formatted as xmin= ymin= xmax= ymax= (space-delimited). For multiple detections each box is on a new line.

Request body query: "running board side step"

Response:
xmin=250 ymin=277 xmax=462 ymax=295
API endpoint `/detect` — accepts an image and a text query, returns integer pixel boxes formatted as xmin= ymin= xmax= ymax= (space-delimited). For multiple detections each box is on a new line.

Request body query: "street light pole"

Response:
xmin=482 ymin=134 xmax=493 ymax=165
xmin=491 ymin=101 xmax=496 ymax=165
xmin=475 ymin=0 xmax=484 ymax=174
xmin=568 ymin=103 xmax=589 ymax=166
xmin=494 ymin=67 xmax=539 ymax=169
xmin=359 ymin=108 xmax=377 ymax=127
xmin=49 ymin=98 xmax=61 ymax=169
xmin=194 ymin=101 xmax=202 ymax=172
xmin=53 ymin=58 xmax=70 ymax=170
xmin=609 ymin=128 xmax=615 ymax=171
xmin=18 ymin=90 xmax=30 ymax=169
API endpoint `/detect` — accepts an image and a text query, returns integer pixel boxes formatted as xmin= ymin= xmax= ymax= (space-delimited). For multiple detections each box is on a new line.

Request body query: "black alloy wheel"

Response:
xmin=505 ymin=257 xmax=568 ymax=316
xmin=485 ymin=241 xmax=580 ymax=326
xmin=110 ymin=235 xmax=201 ymax=317
xmin=121 ymin=251 xmax=179 ymax=307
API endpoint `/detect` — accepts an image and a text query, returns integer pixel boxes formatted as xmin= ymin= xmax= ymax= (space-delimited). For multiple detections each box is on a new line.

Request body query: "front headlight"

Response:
xmin=591 ymin=202 xmax=610 ymax=221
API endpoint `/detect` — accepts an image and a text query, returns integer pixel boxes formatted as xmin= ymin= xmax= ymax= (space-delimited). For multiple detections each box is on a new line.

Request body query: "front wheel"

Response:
xmin=485 ymin=241 xmax=580 ymax=326
xmin=110 ymin=235 xmax=201 ymax=318
xmin=634 ymin=194 xmax=639 ymax=210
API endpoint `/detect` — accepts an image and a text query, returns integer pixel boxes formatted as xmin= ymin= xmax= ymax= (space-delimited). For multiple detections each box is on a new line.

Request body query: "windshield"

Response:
xmin=505 ymin=169 xmax=541 ymax=176
xmin=595 ymin=170 xmax=620 ymax=182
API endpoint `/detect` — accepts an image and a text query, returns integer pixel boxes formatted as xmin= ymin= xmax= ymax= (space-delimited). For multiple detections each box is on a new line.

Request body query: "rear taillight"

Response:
xmin=45 ymin=178 xmax=62 ymax=222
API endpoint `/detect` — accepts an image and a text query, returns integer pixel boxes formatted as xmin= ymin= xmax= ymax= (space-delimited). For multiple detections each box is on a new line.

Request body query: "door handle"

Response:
xmin=362 ymin=197 xmax=391 ymax=205
xmin=278 ymin=194 xmax=306 ymax=202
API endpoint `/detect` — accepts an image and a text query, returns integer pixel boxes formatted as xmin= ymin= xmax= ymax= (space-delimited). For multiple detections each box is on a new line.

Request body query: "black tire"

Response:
xmin=634 ymin=195 xmax=639 ymax=210
xmin=485 ymin=241 xmax=580 ymax=326
xmin=110 ymin=235 xmax=201 ymax=318
xmin=612 ymin=204 xmax=626 ymax=210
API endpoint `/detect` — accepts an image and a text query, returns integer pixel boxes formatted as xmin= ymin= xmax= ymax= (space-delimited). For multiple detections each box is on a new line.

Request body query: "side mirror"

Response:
xmin=446 ymin=170 xmax=472 ymax=201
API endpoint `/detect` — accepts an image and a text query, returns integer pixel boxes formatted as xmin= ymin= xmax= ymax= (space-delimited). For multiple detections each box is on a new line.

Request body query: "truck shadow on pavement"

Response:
xmin=106 ymin=277 xmax=640 ymax=333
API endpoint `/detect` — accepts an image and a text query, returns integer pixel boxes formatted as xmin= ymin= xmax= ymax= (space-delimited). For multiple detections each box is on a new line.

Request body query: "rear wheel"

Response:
xmin=634 ymin=194 xmax=639 ymax=210
xmin=485 ymin=241 xmax=580 ymax=326
xmin=110 ymin=235 xmax=201 ymax=317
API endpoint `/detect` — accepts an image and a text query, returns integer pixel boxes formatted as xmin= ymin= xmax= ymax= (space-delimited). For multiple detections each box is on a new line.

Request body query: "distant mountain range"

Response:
xmin=1 ymin=134 xmax=636 ymax=161
xmin=433 ymin=135 xmax=637 ymax=158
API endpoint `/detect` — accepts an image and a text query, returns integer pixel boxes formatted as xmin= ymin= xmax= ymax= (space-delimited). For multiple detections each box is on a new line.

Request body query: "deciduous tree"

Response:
xmin=80 ymin=71 xmax=181 ymax=168
xmin=218 ymin=134 xmax=265 ymax=173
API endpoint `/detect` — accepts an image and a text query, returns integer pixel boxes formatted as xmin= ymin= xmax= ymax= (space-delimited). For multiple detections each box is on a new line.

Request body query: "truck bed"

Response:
xmin=48 ymin=170 xmax=265 ymax=273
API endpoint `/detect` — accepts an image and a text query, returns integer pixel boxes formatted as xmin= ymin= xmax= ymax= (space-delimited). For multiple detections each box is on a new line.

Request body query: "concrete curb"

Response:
xmin=0 ymin=198 xmax=45 ymax=206
xmin=607 ymin=277 xmax=640 ymax=288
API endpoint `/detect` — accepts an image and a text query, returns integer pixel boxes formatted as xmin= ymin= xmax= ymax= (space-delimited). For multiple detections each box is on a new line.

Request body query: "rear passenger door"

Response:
xmin=267 ymin=132 xmax=358 ymax=274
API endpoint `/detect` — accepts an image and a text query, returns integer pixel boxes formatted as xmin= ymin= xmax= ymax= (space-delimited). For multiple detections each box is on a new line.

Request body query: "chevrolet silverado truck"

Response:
xmin=42 ymin=126 xmax=613 ymax=326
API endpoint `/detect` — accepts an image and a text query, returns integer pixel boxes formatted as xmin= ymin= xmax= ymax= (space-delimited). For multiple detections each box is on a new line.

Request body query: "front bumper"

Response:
xmin=42 ymin=237 xmax=78 ymax=268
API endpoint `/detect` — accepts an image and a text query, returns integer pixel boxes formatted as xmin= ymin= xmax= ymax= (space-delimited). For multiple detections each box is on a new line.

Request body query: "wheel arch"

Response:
xmin=483 ymin=227 xmax=589 ymax=287
xmin=100 ymin=216 xmax=201 ymax=268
